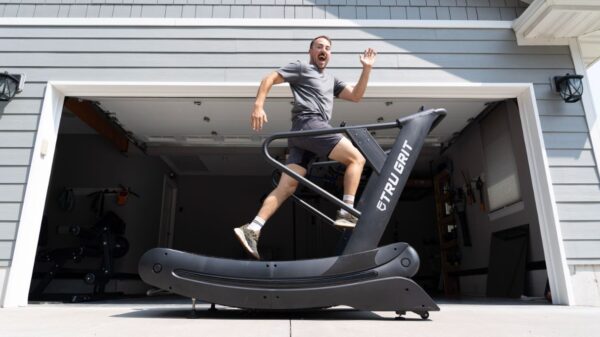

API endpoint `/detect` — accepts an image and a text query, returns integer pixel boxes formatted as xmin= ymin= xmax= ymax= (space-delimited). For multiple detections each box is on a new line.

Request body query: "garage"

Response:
xmin=25 ymin=82 xmax=553 ymax=304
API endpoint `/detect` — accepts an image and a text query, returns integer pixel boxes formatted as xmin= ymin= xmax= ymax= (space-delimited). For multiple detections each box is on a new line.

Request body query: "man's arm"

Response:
xmin=252 ymin=71 xmax=285 ymax=131
xmin=338 ymin=48 xmax=377 ymax=103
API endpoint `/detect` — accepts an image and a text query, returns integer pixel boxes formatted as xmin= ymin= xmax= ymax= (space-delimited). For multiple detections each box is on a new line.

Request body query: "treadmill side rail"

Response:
xmin=139 ymin=244 xmax=438 ymax=312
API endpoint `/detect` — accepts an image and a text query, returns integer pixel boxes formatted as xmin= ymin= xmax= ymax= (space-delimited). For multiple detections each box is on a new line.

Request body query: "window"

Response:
xmin=480 ymin=102 xmax=522 ymax=212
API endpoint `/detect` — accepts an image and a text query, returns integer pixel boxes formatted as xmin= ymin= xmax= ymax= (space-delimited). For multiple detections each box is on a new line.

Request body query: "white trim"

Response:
xmin=52 ymin=81 xmax=533 ymax=99
xmin=513 ymin=0 xmax=571 ymax=46
xmin=516 ymin=85 xmax=574 ymax=305
xmin=514 ymin=0 xmax=600 ymax=32
xmin=0 ymin=18 xmax=513 ymax=29
xmin=569 ymin=38 xmax=600 ymax=180
xmin=1 ymin=81 xmax=574 ymax=307
xmin=1 ymin=85 xmax=65 ymax=307
xmin=514 ymin=0 xmax=600 ymax=46
xmin=513 ymin=0 xmax=548 ymax=34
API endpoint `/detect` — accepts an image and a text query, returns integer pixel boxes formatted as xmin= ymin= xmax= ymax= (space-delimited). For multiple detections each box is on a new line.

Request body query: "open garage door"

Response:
xmin=2 ymin=82 xmax=571 ymax=307
xmin=25 ymin=93 xmax=549 ymax=303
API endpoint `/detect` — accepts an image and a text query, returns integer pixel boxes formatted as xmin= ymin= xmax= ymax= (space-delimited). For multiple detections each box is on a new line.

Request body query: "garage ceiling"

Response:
xmin=86 ymin=97 xmax=486 ymax=145
xmin=61 ymin=97 xmax=490 ymax=176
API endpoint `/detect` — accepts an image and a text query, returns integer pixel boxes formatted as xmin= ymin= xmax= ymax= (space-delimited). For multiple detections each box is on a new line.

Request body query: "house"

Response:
xmin=1 ymin=0 xmax=599 ymax=308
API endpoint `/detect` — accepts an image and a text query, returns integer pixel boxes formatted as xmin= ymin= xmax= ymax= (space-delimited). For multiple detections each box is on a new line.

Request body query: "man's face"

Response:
xmin=309 ymin=38 xmax=331 ymax=71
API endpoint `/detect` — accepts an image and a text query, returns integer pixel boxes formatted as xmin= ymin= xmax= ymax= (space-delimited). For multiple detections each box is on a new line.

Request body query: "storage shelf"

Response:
xmin=433 ymin=170 xmax=461 ymax=296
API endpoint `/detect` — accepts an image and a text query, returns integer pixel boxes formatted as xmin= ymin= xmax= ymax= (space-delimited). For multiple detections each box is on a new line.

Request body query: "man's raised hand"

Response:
xmin=360 ymin=48 xmax=377 ymax=68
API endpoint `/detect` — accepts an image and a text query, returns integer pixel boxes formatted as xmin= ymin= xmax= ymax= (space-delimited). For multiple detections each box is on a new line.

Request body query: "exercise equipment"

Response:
xmin=31 ymin=211 xmax=130 ymax=301
xmin=139 ymin=108 xmax=446 ymax=319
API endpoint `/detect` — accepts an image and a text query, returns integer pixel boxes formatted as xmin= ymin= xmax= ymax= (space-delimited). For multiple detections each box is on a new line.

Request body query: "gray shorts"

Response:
xmin=286 ymin=115 xmax=343 ymax=169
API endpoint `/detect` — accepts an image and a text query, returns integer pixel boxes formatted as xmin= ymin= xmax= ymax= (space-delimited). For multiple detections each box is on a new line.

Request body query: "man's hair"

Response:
xmin=310 ymin=35 xmax=332 ymax=49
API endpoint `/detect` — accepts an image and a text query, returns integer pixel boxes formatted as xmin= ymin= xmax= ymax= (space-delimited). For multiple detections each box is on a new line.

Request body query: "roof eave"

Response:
xmin=514 ymin=0 xmax=600 ymax=67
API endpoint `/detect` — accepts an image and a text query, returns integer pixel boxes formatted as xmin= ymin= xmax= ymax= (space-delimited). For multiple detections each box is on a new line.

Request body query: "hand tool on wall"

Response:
xmin=476 ymin=176 xmax=486 ymax=211
xmin=462 ymin=170 xmax=476 ymax=205
xmin=453 ymin=188 xmax=472 ymax=247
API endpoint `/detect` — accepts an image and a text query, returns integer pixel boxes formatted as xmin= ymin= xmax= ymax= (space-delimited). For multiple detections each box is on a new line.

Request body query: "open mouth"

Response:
xmin=318 ymin=53 xmax=327 ymax=61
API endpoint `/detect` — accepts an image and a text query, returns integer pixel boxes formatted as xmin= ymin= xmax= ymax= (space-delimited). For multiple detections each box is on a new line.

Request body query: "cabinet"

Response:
xmin=433 ymin=170 xmax=460 ymax=296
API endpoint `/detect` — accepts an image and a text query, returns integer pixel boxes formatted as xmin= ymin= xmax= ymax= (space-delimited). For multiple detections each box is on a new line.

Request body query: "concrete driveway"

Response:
xmin=1 ymin=297 xmax=599 ymax=337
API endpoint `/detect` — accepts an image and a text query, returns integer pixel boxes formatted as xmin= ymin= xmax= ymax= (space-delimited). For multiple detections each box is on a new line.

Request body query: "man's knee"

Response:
xmin=354 ymin=152 xmax=366 ymax=167
xmin=281 ymin=178 xmax=299 ymax=195
xmin=278 ymin=166 xmax=305 ymax=196
xmin=345 ymin=147 xmax=365 ymax=168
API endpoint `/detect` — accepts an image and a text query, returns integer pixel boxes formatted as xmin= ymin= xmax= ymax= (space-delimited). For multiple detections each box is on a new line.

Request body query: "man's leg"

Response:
xmin=234 ymin=164 xmax=306 ymax=259
xmin=328 ymin=137 xmax=366 ymax=228
xmin=257 ymin=164 xmax=307 ymax=221
xmin=329 ymin=138 xmax=365 ymax=200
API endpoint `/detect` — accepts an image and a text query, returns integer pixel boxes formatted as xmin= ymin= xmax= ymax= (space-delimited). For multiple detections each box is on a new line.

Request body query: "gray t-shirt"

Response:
xmin=277 ymin=61 xmax=347 ymax=121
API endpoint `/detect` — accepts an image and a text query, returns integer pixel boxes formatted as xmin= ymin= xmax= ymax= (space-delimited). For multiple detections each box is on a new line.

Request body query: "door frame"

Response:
xmin=1 ymin=81 xmax=574 ymax=307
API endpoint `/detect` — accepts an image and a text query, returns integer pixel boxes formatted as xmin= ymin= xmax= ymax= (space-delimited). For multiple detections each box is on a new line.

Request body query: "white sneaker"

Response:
xmin=233 ymin=224 xmax=261 ymax=259
xmin=334 ymin=211 xmax=358 ymax=229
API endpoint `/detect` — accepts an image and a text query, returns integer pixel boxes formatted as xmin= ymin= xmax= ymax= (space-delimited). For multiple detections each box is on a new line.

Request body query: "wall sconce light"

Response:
xmin=554 ymin=73 xmax=584 ymax=103
xmin=0 ymin=72 xmax=25 ymax=101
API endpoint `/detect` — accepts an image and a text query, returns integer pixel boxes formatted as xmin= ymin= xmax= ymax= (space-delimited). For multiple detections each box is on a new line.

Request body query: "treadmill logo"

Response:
xmin=377 ymin=140 xmax=413 ymax=212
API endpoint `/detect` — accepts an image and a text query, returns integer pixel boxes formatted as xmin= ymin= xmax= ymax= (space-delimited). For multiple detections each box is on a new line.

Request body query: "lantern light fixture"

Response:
xmin=0 ymin=72 xmax=25 ymax=102
xmin=554 ymin=73 xmax=584 ymax=103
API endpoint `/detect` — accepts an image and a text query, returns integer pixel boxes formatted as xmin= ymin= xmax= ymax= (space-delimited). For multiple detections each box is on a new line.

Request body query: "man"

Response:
xmin=234 ymin=36 xmax=377 ymax=259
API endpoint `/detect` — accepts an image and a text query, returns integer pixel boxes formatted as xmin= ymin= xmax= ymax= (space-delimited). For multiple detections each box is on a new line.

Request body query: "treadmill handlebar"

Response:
xmin=271 ymin=170 xmax=335 ymax=225
xmin=261 ymin=108 xmax=447 ymax=218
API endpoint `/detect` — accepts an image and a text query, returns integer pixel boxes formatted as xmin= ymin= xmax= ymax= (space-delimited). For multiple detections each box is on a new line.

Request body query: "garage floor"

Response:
xmin=1 ymin=297 xmax=599 ymax=337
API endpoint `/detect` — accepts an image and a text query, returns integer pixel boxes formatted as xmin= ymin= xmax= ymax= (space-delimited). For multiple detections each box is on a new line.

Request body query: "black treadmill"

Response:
xmin=139 ymin=108 xmax=446 ymax=319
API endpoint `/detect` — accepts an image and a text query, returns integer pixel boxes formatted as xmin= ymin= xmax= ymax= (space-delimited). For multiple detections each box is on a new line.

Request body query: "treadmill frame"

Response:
xmin=139 ymin=108 xmax=446 ymax=318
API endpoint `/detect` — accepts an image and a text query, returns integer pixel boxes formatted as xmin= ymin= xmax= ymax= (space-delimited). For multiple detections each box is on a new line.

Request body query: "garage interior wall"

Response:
xmin=439 ymin=100 xmax=546 ymax=296
xmin=30 ymin=97 xmax=544 ymax=298
xmin=1 ymin=22 xmax=599 ymax=304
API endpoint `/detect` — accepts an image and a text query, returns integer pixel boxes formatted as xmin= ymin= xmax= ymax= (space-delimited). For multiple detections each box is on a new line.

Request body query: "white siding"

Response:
xmin=0 ymin=0 xmax=529 ymax=20
xmin=0 ymin=23 xmax=598 ymax=267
